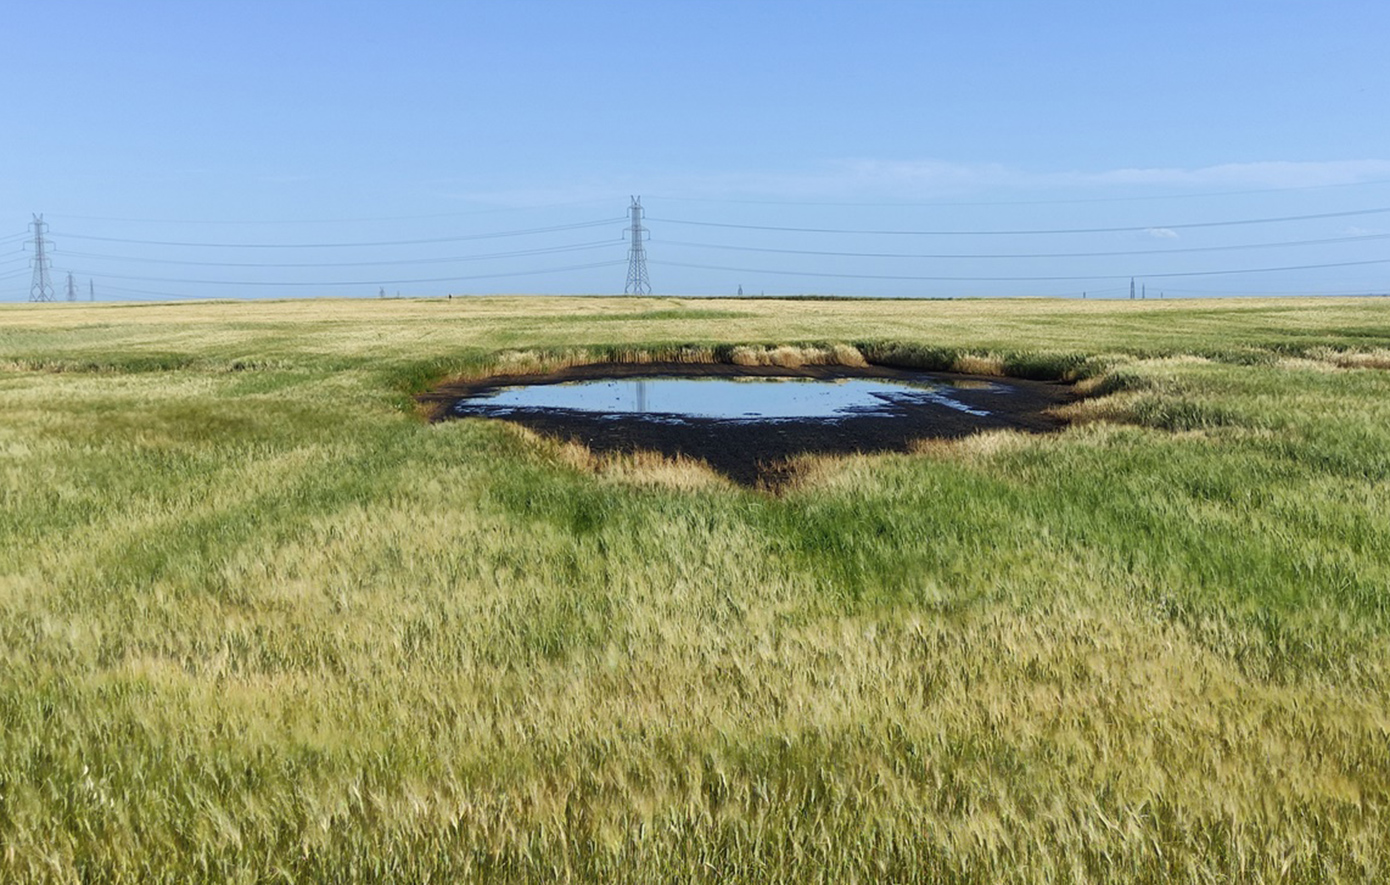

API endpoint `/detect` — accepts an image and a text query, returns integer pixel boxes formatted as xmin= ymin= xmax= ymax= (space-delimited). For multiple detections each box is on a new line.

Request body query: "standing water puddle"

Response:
xmin=453 ymin=376 xmax=994 ymax=421
xmin=430 ymin=365 xmax=1071 ymax=486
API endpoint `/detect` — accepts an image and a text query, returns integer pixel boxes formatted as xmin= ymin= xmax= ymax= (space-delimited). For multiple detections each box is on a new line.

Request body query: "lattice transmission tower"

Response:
xmin=624 ymin=196 xmax=651 ymax=295
xmin=66 ymin=272 xmax=78 ymax=302
xmin=26 ymin=214 xmax=55 ymax=302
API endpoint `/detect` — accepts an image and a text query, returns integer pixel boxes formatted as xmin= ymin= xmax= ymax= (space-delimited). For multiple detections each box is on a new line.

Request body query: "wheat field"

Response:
xmin=2 ymin=295 xmax=1388 ymax=882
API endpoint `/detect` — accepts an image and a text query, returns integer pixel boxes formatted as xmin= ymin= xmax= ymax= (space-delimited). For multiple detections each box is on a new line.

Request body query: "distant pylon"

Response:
xmin=89 ymin=279 xmax=95 ymax=301
xmin=624 ymin=196 xmax=651 ymax=295
xmin=1130 ymin=277 xmax=1136 ymax=300
xmin=65 ymin=272 xmax=78 ymax=302
xmin=26 ymin=214 xmax=55 ymax=302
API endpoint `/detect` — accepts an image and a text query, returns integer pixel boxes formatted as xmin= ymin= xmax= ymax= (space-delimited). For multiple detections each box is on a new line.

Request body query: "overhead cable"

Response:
xmin=56 ymin=218 xmax=625 ymax=249
xmin=652 ymin=256 xmax=1390 ymax=283
xmin=649 ymin=206 xmax=1390 ymax=236
xmin=648 ymin=177 xmax=1390 ymax=208
xmin=63 ymin=259 xmax=629 ymax=288
xmin=55 ymin=240 xmax=617 ymax=269
xmin=661 ymin=231 xmax=1390 ymax=261
xmin=48 ymin=198 xmax=617 ymax=225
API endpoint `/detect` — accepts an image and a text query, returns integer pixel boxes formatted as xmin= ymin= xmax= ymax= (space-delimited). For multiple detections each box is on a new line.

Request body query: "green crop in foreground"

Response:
xmin=1 ymin=296 xmax=1388 ymax=883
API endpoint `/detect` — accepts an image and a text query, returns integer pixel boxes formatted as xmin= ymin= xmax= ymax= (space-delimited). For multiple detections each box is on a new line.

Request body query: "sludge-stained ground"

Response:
xmin=427 ymin=362 xmax=1076 ymax=486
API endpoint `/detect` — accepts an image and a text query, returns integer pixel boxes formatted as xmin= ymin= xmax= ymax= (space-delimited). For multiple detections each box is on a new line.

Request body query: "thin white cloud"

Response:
xmin=443 ymin=158 xmax=1390 ymax=206
xmin=1145 ymin=228 xmax=1180 ymax=239
xmin=1077 ymin=160 xmax=1390 ymax=189
xmin=836 ymin=158 xmax=1390 ymax=194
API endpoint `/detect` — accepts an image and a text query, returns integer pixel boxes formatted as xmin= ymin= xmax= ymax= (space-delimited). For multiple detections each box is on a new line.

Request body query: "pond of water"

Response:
xmin=453 ymin=376 xmax=997 ymax=422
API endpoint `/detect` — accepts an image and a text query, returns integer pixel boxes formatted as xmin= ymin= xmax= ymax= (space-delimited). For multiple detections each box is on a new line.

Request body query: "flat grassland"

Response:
xmin=2 ymin=296 xmax=1388 ymax=883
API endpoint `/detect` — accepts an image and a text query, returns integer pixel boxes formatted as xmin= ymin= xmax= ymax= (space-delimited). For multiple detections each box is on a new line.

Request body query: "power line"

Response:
xmin=54 ymin=239 xmax=618 ymax=269
xmin=652 ymin=256 xmax=1390 ymax=283
xmin=1158 ymin=285 xmax=1390 ymax=297
xmin=55 ymin=218 xmax=624 ymax=249
xmin=60 ymin=259 xmax=629 ymax=288
xmin=94 ymin=283 xmax=236 ymax=301
xmin=648 ymin=176 xmax=1390 ymax=208
xmin=20 ymin=194 xmax=1390 ymax=298
xmin=660 ymin=231 xmax=1390 ymax=261
xmin=649 ymin=206 xmax=1390 ymax=237
xmin=46 ymin=198 xmax=617 ymax=226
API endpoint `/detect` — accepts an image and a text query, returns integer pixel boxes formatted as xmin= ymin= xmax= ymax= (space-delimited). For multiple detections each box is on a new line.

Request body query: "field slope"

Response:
xmin=2 ymin=296 xmax=1388 ymax=883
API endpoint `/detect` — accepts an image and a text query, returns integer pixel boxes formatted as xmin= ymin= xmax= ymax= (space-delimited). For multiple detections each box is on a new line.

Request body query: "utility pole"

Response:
xmin=26 ymin=215 xmax=55 ymax=302
xmin=65 ymin=272 xmax=78 ymax=302
xmin=624 ymin=196 xmax=651 ymax=295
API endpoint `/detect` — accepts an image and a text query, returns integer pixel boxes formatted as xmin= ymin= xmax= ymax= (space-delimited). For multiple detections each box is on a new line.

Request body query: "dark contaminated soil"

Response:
xmin=422 ymin=362 xmax=1076 ymax=487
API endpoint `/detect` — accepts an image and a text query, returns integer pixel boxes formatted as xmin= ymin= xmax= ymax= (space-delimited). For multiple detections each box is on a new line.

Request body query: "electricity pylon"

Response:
xmin=624 ymin=196 xmax=651 ymax=295
xmin=26 ymin=214 xmax=55 ymax=302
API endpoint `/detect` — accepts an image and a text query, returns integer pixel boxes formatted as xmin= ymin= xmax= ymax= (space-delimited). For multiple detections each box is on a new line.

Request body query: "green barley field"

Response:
xmin=2 ymin=295 xmax=1388 ymax=883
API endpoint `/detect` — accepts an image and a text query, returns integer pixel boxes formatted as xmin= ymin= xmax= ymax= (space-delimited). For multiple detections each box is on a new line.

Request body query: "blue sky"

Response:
xmin=4 ymin=0 xmax=1390 ymax=299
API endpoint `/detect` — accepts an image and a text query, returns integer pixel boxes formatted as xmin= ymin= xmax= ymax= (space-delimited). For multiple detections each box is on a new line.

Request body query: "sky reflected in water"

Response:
xmin=456 ymin=376 xmax=993 ymax=421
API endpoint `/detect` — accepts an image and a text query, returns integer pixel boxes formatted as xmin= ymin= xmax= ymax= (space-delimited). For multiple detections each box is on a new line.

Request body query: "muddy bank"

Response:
xmin=424 ymin=362 xmax=1075 ymax=486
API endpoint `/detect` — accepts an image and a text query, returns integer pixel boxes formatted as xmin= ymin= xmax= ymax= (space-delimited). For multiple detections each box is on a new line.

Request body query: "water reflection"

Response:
xmin=455 ymin=376 xmax=994 ymax=421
